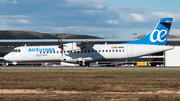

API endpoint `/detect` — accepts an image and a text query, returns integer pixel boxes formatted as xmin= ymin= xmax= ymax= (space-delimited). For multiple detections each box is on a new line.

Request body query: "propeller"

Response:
xmin=58 ymin=35 xmax=64 ymax=57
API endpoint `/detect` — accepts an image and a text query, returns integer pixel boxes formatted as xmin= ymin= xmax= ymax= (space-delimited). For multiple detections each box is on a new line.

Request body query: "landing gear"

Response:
xmin=77 ymin=58 xmax=89 ymax=67
xmin=85 ymin=62 xmax=89 ymax=67
xmin=13 ymin=62 xmax=17 ymax=66
xmin=78 ymin=61 xmax=85 ymax=66
xmin=78 ymin=61 xmax=89 ymax=67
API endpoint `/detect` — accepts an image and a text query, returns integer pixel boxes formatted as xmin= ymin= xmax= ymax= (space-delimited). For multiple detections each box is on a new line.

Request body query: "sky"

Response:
xmin=0 ymin=0 xmax=180 ymax=39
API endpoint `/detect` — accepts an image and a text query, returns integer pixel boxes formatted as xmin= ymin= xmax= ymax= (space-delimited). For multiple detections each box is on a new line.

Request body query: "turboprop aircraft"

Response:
xmin=3 ymin=18 xmax=174 ymax=66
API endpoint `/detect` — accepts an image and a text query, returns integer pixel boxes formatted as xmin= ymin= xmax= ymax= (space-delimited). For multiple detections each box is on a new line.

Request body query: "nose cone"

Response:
xmin=3 ymin=54 xmax=9 ymax=61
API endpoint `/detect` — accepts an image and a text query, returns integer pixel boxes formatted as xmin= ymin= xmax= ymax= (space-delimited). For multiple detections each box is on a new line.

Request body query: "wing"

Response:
xmin=76 ymin=40 xmax=94 ymax=49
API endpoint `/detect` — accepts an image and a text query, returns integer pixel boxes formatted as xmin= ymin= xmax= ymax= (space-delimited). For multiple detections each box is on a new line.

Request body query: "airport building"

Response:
xmin=0 ymin=39 xmax=180 ymax=67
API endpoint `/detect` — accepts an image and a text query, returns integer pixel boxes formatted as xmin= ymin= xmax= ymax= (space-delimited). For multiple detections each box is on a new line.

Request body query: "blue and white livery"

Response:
xmin=4 ymin=18 xmax=174 ymax=66
xmin=124 ymin=18 xmax=173 ymax=45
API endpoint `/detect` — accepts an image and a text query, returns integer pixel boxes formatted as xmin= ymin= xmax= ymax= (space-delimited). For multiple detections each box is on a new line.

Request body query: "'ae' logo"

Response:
xmin=150 ymin=30 xmax=168 ymax=42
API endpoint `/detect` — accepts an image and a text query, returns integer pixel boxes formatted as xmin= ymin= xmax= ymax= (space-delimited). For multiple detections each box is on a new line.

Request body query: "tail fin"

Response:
xmin=124 ymin=18 xmax=173 ymax=45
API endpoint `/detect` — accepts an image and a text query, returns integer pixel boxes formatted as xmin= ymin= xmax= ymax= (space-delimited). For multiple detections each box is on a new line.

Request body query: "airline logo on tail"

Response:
xmin=150 ymin=29 xmax=167 ymax=43
xmin=123 ymin=18 xmax=173 ymax=45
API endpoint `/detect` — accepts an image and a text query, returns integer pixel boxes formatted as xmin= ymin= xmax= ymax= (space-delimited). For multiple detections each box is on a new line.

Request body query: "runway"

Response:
xmin=0 ymin=66 xmax=180 ymax=69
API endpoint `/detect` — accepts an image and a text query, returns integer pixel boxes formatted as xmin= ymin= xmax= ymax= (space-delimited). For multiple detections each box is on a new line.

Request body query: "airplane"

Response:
xmin=3 ymin=18 xmax=174 ymax=66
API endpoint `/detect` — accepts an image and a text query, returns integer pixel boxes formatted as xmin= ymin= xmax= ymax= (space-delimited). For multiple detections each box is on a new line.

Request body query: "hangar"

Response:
xmin=0 ymin=39 xmax=180 ymax=66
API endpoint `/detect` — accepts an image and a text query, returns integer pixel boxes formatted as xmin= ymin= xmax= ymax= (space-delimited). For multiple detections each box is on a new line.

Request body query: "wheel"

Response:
xmin=85 ymin=62 xmax=89 ymax=67
xmin=78 ymin=61 xmax=85 ymax=67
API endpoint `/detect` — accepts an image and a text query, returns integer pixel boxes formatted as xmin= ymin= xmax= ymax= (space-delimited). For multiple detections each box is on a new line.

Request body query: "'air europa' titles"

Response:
xmin=28 ymin=48 xmax=55 ymax=52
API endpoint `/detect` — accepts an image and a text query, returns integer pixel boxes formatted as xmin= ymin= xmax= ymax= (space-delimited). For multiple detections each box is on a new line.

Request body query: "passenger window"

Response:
xmin=40 ymin=51 xmax=42 ymax=54
xmin=116 ymin=50 xmax=118 ymax=52
xmin=99 ymin=50 xmax=101 ymax=52
xmin=102 ymin=50 xmax=104 ymax=52
xmin=53 ymin=51 xmax=55 ymax=53
xmin=119 ymin=50 xmax=121 ymax=52
xmin=112 ymin=50 xmax=114 ymax=52
xmin=84 ymin=50 xmax=86 ymax=53
xmin=81 ymin=50 xmax=83 ymax=53
xmin=50 ymin=51 xmax=52 ymax=54
xmin=109 ymin=50 xmax=111 ymax=52
xmin=92 ymin=50 xmax=94 ymax=53
xmin=122 ymin=50 xmax=124 ymax=52
xmin=106 ymin=50 xmax=108 ymax=52
xmin=88 ymin=50 xmax=90 ymax=53
xmin=43 ymin=51 xmax=45 ymax=54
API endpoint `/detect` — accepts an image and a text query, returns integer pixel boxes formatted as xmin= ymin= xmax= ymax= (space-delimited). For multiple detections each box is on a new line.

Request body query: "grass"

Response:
xmin=0 ymin=68 xmax=180 ymax=100
xmin=1 ymin=68 xmax=180 ymax=74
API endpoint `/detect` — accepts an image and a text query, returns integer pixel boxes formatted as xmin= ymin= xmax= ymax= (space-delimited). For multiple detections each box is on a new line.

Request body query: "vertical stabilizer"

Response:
xmin=124 ymin=18 xmax=173 ymax=45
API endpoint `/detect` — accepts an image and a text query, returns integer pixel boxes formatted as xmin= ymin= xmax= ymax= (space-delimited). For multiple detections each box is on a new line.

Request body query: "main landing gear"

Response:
xmin=78 ymin=61 xmax=89 ymax=67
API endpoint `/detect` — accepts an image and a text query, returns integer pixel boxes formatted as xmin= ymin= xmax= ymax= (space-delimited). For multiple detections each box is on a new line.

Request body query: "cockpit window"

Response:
xmin=12 ymin=49 xmax=15 ymax=52
xmin=11 ymin=49 xmax=21 ymax=53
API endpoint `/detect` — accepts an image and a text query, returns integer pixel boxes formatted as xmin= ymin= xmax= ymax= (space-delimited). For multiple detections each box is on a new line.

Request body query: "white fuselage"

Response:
xmin=3 ymin=18 xmax=174 ymax=66
xmin=4 ymin=43 xmax=174 ymax=64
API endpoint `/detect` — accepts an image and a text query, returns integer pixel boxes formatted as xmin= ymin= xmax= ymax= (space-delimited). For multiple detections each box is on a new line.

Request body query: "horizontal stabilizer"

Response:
xmin=160 ymin=18 xmax=172 ymax=24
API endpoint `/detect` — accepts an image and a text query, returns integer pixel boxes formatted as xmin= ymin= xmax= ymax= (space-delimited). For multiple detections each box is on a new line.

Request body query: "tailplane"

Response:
xmin=124 ymin=18 xmax=173 ymax=45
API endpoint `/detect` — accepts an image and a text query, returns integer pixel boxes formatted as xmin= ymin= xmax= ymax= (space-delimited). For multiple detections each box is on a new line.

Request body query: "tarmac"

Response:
xmin=0 ymin=66 xmax=180 ymax=69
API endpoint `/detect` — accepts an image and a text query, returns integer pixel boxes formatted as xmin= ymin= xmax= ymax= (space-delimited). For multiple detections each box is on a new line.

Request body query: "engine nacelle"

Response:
xmin=76 ymin=40 xmax=94 ymax=49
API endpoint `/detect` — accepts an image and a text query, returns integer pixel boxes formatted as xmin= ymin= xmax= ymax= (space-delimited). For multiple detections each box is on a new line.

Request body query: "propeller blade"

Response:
xmin=61 ymin=36 xmax=64 ymax=57
xmin=58 ymin=35 xmax=64 ymax=57
xmin=58 ymin=37 xmax=60 ymax=44
xmin=61 ymin=36 xmax=63 ymax=45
